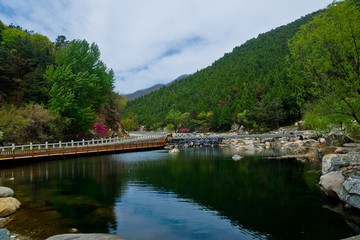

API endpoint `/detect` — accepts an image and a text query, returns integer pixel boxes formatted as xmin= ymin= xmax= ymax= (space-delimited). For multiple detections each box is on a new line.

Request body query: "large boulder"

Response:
xmin=0 ymin=187 xmax=14 ymax=198
xmin=46 ymin=234 xmax=125 ymax=240
xmin=325 ymin=133 xmax=354 ymax=146
xmin=319 ymin=171 xmax=345 ymax=198
xmin=342 ymin=177 xmax=360 ymax=209
xmin=0 ymin=197 xmax=21 ymax=217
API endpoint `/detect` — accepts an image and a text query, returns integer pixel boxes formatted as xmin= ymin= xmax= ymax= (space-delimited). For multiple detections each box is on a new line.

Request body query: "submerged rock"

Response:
xmin=0 ymin=229 xmax=10 ymax=240
xmin=0 ymin=197 xmax=21 ymax=217
xmin=232 ymin=155 xmax=242 ymax=161
xmin=46 ymin=233 xmax=125 ymax=240
xmin=169 ymin=148 xmax=180 ymax=154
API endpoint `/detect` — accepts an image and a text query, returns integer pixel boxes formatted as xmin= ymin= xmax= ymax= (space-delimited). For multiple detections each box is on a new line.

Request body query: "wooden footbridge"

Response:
xmin=0 ymin=133 xmax=170 ymax=162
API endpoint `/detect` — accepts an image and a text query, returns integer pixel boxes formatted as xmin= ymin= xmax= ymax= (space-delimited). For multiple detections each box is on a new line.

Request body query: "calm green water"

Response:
xmin=0 ymin=148 xmax=357 ymax=239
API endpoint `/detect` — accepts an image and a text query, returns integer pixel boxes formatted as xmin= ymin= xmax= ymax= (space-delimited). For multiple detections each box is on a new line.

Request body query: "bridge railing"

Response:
xmin=0 ymin=133 xmax=166 ymax=152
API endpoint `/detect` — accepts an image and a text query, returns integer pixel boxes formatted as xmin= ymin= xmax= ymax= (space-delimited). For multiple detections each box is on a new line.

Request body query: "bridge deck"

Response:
xmin=0 ymin=137 xmax=168 ymax=161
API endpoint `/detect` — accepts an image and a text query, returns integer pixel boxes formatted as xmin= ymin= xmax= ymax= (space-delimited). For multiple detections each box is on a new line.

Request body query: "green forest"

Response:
xmin=1 ymin=0 xmax=360 ymax=144
xmin=0 ymin=23 xmax=127 ymax=144
xmin=124 ymin=0 xmax=360 ymax=139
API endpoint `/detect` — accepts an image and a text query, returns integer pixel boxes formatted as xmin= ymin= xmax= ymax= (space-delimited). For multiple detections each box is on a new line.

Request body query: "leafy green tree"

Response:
xmin=288 ymin=0 xmax=360 ymax=128
xmin=121 ymin=118 xmax=138 ymax=131
xmin=45 ymin=39 xmax=114 ymax=134
xmin=0 ymin=25 xmax=55 ymax=105
xmin=166 ymin=109 xmax=185 ymax=132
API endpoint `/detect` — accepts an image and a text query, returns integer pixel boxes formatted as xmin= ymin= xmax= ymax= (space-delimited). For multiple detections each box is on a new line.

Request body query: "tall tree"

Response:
xmin=45 ymin=39 xmax=114 ymax=134
xmin=288 ymin=0 xmax=360 ymax=127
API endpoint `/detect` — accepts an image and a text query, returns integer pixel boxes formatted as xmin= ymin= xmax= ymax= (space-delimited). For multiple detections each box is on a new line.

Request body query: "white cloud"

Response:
xmin=0 ymin=0 xmax=332 ymax=94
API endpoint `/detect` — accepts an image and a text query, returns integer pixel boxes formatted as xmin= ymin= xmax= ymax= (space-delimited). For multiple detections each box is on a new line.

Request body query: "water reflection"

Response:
xmin=0 ymin=148 xmax=357 ymax=239
xmin=111 ymin=182 xmax=267 ymax=240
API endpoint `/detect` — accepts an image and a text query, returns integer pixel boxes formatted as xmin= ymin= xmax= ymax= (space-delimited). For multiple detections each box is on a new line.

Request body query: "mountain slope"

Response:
xmin=124 ymin=74 xmax=190 ymax=100
xmin=125 ymin=11 xmax=321 ymax=131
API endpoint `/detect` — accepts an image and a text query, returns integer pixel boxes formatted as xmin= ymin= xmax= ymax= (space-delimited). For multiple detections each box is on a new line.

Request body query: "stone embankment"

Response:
xmin=167 ymin=133 xmax=223 ymax=148
xmin=221 ymin=131 xmax=317 ymax=158
xmin=319 ymin=142 xmax=360 ymax=210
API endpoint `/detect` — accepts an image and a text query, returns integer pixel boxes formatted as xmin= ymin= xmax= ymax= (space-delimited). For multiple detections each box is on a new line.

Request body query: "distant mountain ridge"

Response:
xmin=124 ymin=74 xmax=190 ymax=100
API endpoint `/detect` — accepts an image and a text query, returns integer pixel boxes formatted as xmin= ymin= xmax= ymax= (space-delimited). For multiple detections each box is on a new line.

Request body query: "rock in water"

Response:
xmin=46 ymin=233 xmax=126 ymax=240
xmin=232 ymin=155 xmax=242 ymax=161
xmin=0 ymin=187 xmax=14 ymax=198
xmin=169 ymin=148 xmax=180 ymax=154
xmin=0 ymin=197 xmax=21 ymax=217
xmin=319 ymin=171 xmax=345 ymax=198
xmin=0 ymin=229 xmax=10 ymax=240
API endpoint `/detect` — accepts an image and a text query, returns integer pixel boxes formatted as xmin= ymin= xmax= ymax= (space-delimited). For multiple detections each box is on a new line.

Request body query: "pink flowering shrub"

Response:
xmin=179 ymin=128 xmax=189 ymax=133
xmin=92 ymin=123 xmax=109 ymax=137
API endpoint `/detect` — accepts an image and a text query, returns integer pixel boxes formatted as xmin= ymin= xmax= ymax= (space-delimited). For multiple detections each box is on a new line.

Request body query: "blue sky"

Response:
xmin=0 ymin=0 xmax=333 ymax=94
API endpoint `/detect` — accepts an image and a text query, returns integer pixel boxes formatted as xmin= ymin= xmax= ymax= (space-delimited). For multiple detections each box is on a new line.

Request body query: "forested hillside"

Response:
xmin=124 ymin=11 xmax=320 ymax=132
xmin=0 ymin=22 xmax=127 ymax=144
xmin=125 ymin=74 xmax=190 ymax=101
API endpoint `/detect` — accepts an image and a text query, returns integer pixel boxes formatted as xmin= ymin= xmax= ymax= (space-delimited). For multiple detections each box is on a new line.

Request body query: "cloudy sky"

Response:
xmin=0 ymin=0 xmax=332 ymax=94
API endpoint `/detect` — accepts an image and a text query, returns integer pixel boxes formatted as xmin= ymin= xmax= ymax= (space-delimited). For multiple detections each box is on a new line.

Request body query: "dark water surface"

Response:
xmin=0 ymin=148 xmax=357 ymax=239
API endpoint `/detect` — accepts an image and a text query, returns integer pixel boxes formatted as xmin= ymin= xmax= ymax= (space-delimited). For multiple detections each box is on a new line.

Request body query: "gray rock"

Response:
xmin=343 ymin=194 xmax=360 ymax=209
xmin=169 ymin=148 xmax=180 ymax=154
xmin=319 ymin=171 xmax=345 ymax=198
xmin=0 ymin=187 xmax=14 ymax=198
xmin=322 ymin=154 xmax=341 ymax=174
xmin=341 ymin=177 xmax=360 ymax=209
xmin=325 ymin=133 xmax=354 ymax=146
xmin=232 ymin=155 xmax=242 ymax=161
xmin=344 ymin=177 xmax=360 ymax=195
xmin=46 ymin=234 xmax=125 ymax=240
xmin=0 ymin=229 xmax=10 ymax=240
